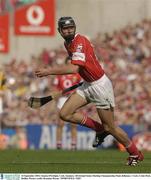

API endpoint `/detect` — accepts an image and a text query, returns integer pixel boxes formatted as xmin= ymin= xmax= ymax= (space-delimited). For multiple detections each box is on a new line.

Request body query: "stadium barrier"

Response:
xmin=1 ymin=124 xmax=150 ymax=150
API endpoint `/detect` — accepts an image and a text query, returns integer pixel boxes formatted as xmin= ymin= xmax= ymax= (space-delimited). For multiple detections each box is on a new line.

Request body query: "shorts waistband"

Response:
xmin=85 ymin=74 xmax=107 ymax=85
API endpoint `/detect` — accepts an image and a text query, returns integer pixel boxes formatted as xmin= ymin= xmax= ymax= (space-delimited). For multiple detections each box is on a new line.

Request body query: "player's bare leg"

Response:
xmin=56 ymin=121 xmax=77 ymax=150
xmin=70 ymin=123 xmax=77 ymax=150
xmin=59 ymin=92 xmax=87 ymax=123
xmin=59 ymin=92 xmax=105 ymax=133
xmin=97 ymin=107 xmax=144 ymax=165
xmin=97 ymin=107 xmax=130 ymax=146
xmin=56 ymin=120 xmax=64 ymax=149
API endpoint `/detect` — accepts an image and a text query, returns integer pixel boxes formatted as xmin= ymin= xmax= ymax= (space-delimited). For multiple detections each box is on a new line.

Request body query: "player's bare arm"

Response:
xmin=35 ymin=63 xmax=79 ymax=77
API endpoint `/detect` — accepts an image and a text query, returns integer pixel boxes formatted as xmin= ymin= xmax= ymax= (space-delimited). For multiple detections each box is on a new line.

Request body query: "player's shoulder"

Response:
xmin=74 ymin=33 xmax=89 ymax=42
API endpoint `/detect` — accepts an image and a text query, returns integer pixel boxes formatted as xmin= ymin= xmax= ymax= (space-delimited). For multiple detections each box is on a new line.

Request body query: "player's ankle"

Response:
xmin=57 ymin=141 xmax=62 ymax=149
xmin=126 ymin=141 xmax=140 ymax=155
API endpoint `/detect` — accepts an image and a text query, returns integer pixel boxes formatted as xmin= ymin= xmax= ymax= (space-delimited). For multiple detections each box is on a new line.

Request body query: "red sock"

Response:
xmin=81 ymin=115 xmax=104 ymax=132
xmin=126 ymin=141 xmax=140 ymax=155
xmin=71 ymin=140 xmax=76 ymax=150
xmin=57 ymin=141 xmax=62 ymax=149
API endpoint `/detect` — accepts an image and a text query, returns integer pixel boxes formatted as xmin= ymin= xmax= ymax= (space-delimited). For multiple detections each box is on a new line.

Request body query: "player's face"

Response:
xmin=61 ymin=26 xmax=75 ymax=35
xmin=60 ymin=26 xmax=75 ymax=41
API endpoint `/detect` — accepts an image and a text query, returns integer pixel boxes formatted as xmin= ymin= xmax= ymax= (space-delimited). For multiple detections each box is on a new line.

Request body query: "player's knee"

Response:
xmin=103 ymin=124 xmax=115 ymax=133
xmin=59 ymin=110 xmax=71 ymax=122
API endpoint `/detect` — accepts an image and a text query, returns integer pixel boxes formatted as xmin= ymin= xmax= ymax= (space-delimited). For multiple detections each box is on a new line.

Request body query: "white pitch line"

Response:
xmin=10 ymin=161 xmax=150 ymax=165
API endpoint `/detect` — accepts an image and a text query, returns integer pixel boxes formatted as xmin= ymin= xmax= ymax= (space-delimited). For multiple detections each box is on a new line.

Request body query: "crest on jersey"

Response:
xmin=76 ymin=44 xmax=83 ymax=52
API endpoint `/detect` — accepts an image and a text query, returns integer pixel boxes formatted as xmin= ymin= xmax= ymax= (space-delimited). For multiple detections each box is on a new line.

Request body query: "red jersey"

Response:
xmin=64 ymin=34 xmax=104 ymax=82
xmin=53 ymin=74 xmax=81 ymax=93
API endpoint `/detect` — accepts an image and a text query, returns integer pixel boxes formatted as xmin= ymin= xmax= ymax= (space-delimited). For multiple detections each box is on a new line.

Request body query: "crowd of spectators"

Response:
xmin=0 ymin=19 xmax=151 ymax=138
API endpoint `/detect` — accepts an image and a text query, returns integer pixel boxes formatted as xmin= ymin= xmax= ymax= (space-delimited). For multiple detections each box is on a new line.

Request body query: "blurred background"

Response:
xmin=0 ymin=0 xmax=151 ymax=151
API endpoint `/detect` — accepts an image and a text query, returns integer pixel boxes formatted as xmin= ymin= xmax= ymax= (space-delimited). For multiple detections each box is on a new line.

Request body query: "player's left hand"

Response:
xmin=51 ymin=91 xmax=62 ymax=99
xmin=35 ymin=67 xmax=50 ymax=77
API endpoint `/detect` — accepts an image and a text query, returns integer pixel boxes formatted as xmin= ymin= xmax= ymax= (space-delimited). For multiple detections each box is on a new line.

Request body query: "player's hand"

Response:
xmin=51 ymin=91 xmax=62 ymax=99
xmin=35 ymin=67 xmax=50 ymax=77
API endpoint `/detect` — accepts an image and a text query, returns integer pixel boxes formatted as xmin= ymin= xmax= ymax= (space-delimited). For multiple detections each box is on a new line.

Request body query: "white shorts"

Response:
xmin=76 ymin=74 xmax=115 ymax=109
xmin=57 ymin=96 xmax=68 ymax=109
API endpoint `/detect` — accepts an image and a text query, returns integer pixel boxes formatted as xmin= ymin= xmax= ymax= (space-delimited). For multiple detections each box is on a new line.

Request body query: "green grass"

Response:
xmin=0 ymin=149 xmax=150 ymax=173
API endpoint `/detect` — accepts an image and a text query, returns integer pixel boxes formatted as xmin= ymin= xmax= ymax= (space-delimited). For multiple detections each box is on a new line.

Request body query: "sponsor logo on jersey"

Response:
xmin=72 ymin=52 xmax=85 ymax=62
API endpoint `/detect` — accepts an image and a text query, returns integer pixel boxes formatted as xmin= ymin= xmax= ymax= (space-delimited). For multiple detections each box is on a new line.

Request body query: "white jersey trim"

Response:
xmin=72 ymin=52 xmax=85 ymax=62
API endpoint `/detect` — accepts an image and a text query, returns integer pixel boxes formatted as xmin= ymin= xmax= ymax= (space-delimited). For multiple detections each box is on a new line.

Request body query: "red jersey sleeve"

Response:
xmin=71 ymin=36 xmax=86 ymax=67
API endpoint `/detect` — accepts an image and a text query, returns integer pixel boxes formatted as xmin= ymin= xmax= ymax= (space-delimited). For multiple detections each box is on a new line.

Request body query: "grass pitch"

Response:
xmin=0 ymin=149 xmax=150 ymax=173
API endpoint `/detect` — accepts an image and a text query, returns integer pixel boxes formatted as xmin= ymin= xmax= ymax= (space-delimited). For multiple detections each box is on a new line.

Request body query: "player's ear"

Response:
xmin=58 ymin=28 xmax=64 ymax=37
xmin=58 ymin=27 xmax=60 ymax=33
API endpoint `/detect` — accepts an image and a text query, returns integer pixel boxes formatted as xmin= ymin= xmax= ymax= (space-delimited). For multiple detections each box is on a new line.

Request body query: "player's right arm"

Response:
xmin=35 ymin=62 xmax=79 ymax=78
